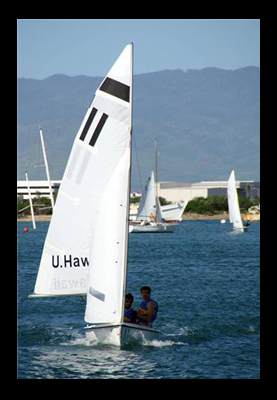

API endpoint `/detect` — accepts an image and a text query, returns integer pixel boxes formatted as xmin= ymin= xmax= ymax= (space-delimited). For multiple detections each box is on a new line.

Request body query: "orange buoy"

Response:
xmin=23 ymin=227 xmax=29 ymax=233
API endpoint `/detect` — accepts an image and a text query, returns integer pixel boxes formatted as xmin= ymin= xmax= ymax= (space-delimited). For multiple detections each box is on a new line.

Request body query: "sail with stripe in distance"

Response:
xmin=30 ymin=44 xmax=133 ymax=299
xmin=227 ymin=170 xmax=243 ymax=230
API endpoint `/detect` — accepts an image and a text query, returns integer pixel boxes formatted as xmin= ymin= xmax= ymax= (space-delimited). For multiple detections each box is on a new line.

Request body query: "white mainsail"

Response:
xmin=30 ymin=44 xmax=133 ymax=299
xmin=136 ymin=171 xmax=162 ymax=222
xmin=84 ymin=44 xmax=133 ymax=324
xmin=227 ymin=170 xmax=244 ymax=231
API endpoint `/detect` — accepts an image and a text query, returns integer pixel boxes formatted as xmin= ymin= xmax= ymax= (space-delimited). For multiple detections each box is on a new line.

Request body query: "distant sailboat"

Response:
xmin=29 ymin=44 xmax=160 ymax=346
xmin=131 ymin=171 xmax=176 ymax=233
xmin=227 ymin=170 xmax=249 ymax=233
xmin=131 ymin=141 xmax=177 ymax=233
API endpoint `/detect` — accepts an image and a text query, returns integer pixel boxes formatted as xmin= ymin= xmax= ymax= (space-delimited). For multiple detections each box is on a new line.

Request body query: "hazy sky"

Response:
xmin=17 ymin=19 xmax=260 ymax=79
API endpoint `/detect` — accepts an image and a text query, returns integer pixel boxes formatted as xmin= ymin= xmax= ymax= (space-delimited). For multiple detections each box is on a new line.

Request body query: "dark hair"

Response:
xmin=126 ymin=293 xmax=134 ymax=301
xmin=140 ymin=286 xmax=151 ymax=294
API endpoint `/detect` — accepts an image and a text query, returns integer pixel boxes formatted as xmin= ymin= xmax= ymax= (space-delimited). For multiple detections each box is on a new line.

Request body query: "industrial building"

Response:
xmin=158 ymin=180 xmax=260 ymax=203
xmin=17 ymin=179 xmax=260 ymax=203
xmin=17 ymin=180 xmax=62 ymax=200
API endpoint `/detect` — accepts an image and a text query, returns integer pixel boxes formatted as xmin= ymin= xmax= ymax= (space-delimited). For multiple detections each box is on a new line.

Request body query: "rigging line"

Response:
xmin=133 ymin=132 xmax=143 ymax=194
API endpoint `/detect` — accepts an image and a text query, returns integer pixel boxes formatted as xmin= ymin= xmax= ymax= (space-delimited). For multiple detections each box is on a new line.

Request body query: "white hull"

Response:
xmin=84 ymin=322 xmax=160 ymax=346
xmin=161 ymin=201 xmax=188 ymax=222
xmin=233 ymin=226 xmax=249 ymax=233
xmin=130 ymin=223 xmax=177 ymax=233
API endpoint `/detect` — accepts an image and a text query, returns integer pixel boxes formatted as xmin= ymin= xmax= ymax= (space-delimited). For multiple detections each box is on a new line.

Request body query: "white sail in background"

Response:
xmin=136 ymin=171 xmax=162 ymax=223
xmin=137 ymin=171 xmax=156 ymax=221
xmin=31 ymin=44 xmax=133 ymax=298
xmin=227 ymin=170 xmax=244 ymax=231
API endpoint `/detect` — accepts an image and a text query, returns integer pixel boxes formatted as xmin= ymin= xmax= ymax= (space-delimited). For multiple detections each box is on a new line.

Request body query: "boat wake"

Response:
xmin=142 ymin=338 xmax=186 ymax=347
xmin=61 ymin=331 xmax=185 ymax=348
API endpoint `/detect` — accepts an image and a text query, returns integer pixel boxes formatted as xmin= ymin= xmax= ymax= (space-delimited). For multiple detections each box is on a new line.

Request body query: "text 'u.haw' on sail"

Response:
xmin=52 ymin=255 xmax=89 ymax=268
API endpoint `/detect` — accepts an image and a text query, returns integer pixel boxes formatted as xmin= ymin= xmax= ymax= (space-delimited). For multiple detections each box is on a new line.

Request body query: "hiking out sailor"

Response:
xmin=137 ymin=286 xmax=158 ymax=328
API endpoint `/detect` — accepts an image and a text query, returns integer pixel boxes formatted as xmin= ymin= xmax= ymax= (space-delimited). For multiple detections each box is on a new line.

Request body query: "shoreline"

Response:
xmin=17 ymin=215 xmax=52 ymax=222
xmin=17 ymin=213 xmax=230 ymax=222
xmin=182 ymin=213 xmax=229 ymax=220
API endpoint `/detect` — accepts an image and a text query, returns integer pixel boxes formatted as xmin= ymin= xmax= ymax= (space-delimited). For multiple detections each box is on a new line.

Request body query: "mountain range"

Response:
xmin=17 ymin=67 xmax=260 ymax=190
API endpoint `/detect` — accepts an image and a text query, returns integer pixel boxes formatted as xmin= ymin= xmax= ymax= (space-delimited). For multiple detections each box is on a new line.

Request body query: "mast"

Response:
xmin=39 ymin=127 xmax=55 ymax=210
xmin=154 ymin=139 xmax=160 ymax=222
xmin=120 ymin=43 xmax=134 ymax=324
xmin=25 ymin=170 xmax=36 ymax=230
xmin=155 ymin=139 xmax=159 ymax=197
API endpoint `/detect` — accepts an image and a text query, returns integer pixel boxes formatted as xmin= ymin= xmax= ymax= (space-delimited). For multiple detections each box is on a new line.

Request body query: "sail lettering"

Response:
xmin=80 ymin=257 xmax=89 ymax=266
xmin=54 ymin=278 xmax=87 ymax=290
xmin=52 ymin=255 xmax=60 ymax=268
xmin=64 ymin=255 xmax=72 ymax=267
xmin=52 ymin=255 xmax=89 ymax=268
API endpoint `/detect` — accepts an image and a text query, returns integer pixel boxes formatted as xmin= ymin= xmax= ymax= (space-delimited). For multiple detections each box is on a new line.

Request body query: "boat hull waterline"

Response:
xmin=232 ymin=226 xmax=249 ymax=234
xmin=84 ymin=322 xmax=160 ymax=346
xmin=130 ymin=223 xmax=177 ymax=233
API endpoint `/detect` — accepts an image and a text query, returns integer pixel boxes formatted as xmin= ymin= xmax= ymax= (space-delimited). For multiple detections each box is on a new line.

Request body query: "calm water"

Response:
xmin=17 ymin=220 xmax=260 ymax=379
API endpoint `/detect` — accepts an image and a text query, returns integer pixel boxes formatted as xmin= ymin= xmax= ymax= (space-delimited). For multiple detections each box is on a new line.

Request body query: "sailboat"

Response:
xmin=131 ymin=171 xmax=177 ymax=233
xmin=131 ymin=141 xmax=177 ymax=233
xmin=29 ymin=44 xmax=160 ymax=346
xmin=227 ymin=170 xmax=249 ymax=233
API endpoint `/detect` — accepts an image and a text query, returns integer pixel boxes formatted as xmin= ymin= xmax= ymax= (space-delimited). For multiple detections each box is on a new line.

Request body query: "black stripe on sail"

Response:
xmin=99 ymin=77 xmax=130 ymax=102
xmin=79 ymin=107 xmax=98 ymax=141
xmin=89 ymin=113 xmax=109 ymax=147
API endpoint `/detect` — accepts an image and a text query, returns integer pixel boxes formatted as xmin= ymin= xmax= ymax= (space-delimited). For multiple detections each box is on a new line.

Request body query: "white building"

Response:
xmin=17 ymin=180 xmax=62 ymax=200
xmin=17 ymin=179 xmax=260 ymax=202
xmin=158 ymin=180 xmax=259 ymax=203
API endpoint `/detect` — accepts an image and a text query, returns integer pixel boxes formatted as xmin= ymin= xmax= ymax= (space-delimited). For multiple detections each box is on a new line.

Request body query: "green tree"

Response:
xmin=185 ymin=195 xmax=258 ymax=215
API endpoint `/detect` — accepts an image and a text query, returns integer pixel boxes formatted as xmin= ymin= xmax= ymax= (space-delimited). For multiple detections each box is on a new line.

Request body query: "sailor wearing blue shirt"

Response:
xmin=124 ymin=293 xmax=137 ymax=323
xmin=137 ymin=286 xmax=158 ymax=327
